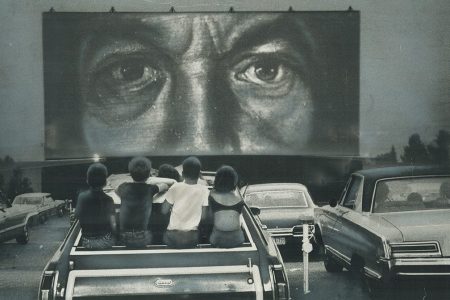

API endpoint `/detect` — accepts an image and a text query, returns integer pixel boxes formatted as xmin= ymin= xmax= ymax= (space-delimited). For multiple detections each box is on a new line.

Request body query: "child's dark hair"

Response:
xmin=182 ymin=156 xmax=201 ymax=180
xmin=87 ymin=163 xmax=108 ymax=188
xmin=128 ymin=156 xmax=151 ymax=182
xmin=158 ymin=164 xmax=181 ymax=182
xmin=214 ymin=165 xmax=238 ymax=192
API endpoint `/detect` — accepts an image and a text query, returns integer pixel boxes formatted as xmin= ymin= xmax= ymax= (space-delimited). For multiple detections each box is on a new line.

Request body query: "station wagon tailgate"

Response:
xmin=65 ymin=265 xmax=263 ymax=300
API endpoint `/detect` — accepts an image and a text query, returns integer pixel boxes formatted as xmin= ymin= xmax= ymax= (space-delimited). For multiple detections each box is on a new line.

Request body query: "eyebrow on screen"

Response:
xmin=222 ymin=15 xmax=312 ymax=59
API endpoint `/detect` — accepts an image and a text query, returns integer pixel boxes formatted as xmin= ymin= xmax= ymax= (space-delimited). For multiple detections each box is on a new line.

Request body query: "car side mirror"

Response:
xmin=250 ymin=206 xmax=261 ymax=216
xmin=329 ymin=198 xmax=338 ymax=207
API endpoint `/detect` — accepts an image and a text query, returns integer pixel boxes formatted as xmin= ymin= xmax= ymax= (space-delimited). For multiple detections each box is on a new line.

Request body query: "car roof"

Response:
xmin=353 ymin=165 xmax=450 ymax=212
xmin=244 ymin=183 xmax=309 ymax=193
xmin=354 ymin=165 xmax=450 ymax=182
xmin=16 ymin=193 xmax=50 ymax=197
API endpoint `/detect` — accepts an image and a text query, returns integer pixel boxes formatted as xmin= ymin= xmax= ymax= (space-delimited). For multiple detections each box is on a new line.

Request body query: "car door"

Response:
xmin=331 ymin=175 xmax=364 ymax=261
xmin=0 ymin=209 xmax=7 ymax=232
xmin=3 ymin=205 xmax=28 ymax=232
xmin=44 ymin=195 xmax=55 ymax=212
xmin=318 ymin=177 xmax=353 ymax=250
xmin=39 ymin=195 xmax=49 ymax=213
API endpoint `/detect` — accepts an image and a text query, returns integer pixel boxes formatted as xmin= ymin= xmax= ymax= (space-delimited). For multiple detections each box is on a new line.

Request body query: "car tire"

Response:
xmin=57 ymin=207 xmax=64 ymax=217
xmin=359 ymin=270 xmax=392 ymax=299
xmin=16 ymin=223 xmax=29 ymax=244
xmin=312 ymin=226 xmax=324 ymax=256
xmin=323 ymin=250 xmax=343 ymax=272
xmin=351 ymin=258 xmax=391 ymax=300
xmin=39 ymin=214 xmax=46 ymax=224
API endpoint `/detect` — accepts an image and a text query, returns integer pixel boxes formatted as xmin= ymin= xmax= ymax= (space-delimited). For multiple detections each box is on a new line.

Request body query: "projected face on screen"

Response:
xmin=44 ymin=12 xmax=359 ymax=158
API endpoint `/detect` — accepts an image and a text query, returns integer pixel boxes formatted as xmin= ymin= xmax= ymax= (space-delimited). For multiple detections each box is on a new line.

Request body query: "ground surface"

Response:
xmin=0 ymin=216 xmax=448 ymax=299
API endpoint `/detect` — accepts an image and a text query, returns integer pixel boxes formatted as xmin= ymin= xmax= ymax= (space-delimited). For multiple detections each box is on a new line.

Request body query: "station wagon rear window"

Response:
xmin=245 ymin=190 xmax=308 ymax=208
xmin=373 ymin=177 xmax=450 ymax=213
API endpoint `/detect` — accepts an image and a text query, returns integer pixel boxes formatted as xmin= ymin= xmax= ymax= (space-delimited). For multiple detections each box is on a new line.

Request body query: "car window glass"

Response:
xmin=341 ymin=176 xmax=362 ymax=209
xmin=373 ymin=176 xmax=450 ymax=213
xmin=13 ymin=196 xmax=42 ymax=205
xmin=245 ymin=190 xmax=308 ymax=207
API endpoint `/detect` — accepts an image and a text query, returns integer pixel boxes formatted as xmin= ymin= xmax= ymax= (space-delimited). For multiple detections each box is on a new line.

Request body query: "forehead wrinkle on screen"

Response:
xmin=80 ymin=15 xmax=194 ymax=59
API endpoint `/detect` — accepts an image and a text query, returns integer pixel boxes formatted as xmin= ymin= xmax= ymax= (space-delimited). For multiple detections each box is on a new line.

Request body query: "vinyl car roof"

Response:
xmin=16 ymin=192 xmax=51 ymax=197
xmin=354 ymin=165 xmax=450 ymax=182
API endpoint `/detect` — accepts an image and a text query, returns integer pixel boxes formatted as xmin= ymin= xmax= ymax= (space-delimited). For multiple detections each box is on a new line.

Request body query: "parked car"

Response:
xmin=315 ymin=165 xmax=450 ymax=297
xmin=242 ymin=183 xmax=316 ymax=248
xmin=39 ymin=174 xmax=290 ymax=300
xmin=12 ymin=193 xmax=66 ymax=223
xmin=0 ymin=193 xmax=37 ymax=244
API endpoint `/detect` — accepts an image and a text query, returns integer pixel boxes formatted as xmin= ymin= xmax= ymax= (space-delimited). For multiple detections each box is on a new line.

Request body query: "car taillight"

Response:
xmin=390 ymin=241 xmax=441 ymax=258
xmin=277 ymin=282 xmax=288 ymax=300
xmin=273 ymin=267 xmax=289 ymax=300
xmin=40 ymin=271 xmax=55 ymax=300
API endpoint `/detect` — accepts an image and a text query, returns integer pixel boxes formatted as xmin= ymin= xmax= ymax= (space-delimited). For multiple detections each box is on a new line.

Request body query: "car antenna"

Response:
xmin=242 ymin=182 xmax=250 ymax=197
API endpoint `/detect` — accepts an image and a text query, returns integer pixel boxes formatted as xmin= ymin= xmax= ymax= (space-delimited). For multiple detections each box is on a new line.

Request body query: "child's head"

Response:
xmin=87 ymin=163 xmax=108 ymax=188
xmin=158 ymin=164 xmax=181 ymax=182
xmin=128 ymin=156 xmax=152 ymax=182
xmin=182 ymin=156 xmax=201 ymax=181
xmin=214 ymin=165 xmax=238 ymax=193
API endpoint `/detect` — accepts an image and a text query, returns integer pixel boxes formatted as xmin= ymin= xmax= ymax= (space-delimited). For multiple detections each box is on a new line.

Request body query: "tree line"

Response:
xmin=374 ymin=130 xmax=450 ymax=165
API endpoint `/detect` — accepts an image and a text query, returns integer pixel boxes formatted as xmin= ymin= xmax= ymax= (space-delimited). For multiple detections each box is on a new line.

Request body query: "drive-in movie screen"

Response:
xmin=43 ymin=12 xmax=359 ymax=158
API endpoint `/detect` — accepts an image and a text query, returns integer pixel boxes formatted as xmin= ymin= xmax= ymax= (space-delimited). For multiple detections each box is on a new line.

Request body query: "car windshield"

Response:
xmin=13 ymin=196 xmax=42 ymax=205
xmin=245 ymin=190 xmax=308 ymax=208
xmin=373 ymin=176 xmax=450 ymax=213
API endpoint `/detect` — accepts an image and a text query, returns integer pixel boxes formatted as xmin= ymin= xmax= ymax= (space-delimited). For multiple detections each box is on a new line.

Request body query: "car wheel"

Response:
xmin=312 ymin=226 xmax=324 ymax=256
xmin=323 ymin=250 xmax=343 ymax=272
xmin=57 ymin=207 xmax=64 ymax=217
xmin=359 ymin=270 xmax=392 ymax=299
xmin=351 ymin=259 xmax=391 ymax=299
xmin=39 ymin=214 xmax=46 ymax=224
xmin=16 ymin=223 xmax=29 ymax=244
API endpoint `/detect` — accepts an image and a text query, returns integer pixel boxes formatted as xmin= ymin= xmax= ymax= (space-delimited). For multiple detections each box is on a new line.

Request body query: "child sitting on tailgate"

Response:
xmin=118 ymin=157 xmax=169 ymax=247
xmin=209 ymin=166 xmax=245 ymax=248
xmin=75 ymin=163 xmax=116 ymax=249
xmin=161 ymin=157 xmax=209 ymax=248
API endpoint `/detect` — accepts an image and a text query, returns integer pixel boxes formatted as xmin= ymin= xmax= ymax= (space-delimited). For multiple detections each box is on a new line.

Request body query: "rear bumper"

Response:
xmin=64 ymin=265 xmax=265 ymax=300
xmin=380 ymin=257 xmax=450 ymax=277
xmin=268 ymin=225 xmax=315 ymax=246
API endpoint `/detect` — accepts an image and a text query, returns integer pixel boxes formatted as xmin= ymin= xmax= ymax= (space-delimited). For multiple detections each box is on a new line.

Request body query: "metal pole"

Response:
xmin=302 ymin=223 xmax=310 ymax=294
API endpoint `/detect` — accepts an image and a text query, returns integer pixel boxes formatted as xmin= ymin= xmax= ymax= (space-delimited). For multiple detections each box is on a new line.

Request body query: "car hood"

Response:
xmin=258 ymin=207 xmax=314 ymax=229
xmin=381 ymin=210 xmax=450 ymax=256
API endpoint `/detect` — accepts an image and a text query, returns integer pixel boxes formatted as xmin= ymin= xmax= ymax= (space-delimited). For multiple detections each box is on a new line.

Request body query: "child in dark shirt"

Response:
xmin=118 ymin=157 xmax=169 ymax=247
xmin=75 ymin=163 xmax=116 ymax=249
xmin=209 ymin=166 xmax=245 ymax=248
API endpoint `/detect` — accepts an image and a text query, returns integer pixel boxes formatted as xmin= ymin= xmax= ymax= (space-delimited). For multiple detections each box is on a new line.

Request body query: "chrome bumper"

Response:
xmin=381 ymin=257 xmax=450 ymax=277
xmin=268 ymin=225 xmax=314 ymax=238
xmin=268 ymin=229 xmax=294 ymax=238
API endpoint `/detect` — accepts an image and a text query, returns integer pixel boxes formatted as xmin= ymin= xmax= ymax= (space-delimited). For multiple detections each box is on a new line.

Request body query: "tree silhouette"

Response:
xmin=427 ymin=130 xmax=450 ymax=165
xmin=0 ymin=156 xmax=34 ymax=200
xmin=5 ymin=167 xmax=33 ymax=200
xmin=375 ymin=145 xmax=397 ymax=164
xmin=401 ymin=133 xmax=430 ymax=164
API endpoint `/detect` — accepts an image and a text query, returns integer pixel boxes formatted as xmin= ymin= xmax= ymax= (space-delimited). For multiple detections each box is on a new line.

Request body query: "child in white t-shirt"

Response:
xmin=162 ymin=157 xmax=209 ymax=248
